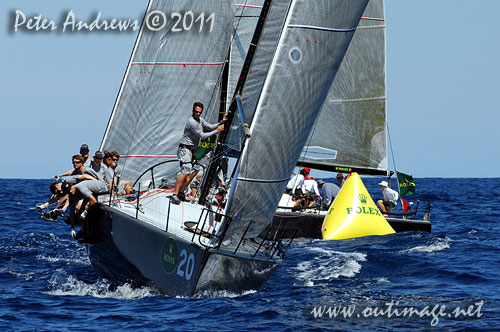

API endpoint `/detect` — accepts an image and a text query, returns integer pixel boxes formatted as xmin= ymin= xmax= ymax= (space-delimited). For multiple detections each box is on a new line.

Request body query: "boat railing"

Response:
xmin=132 ymin=159 xmax=179 ymax=189
xmin=256 ymin=220 xmax=297 ymax=258
xmin=169 ymin=201 xmax=293 ymax=258
xmin=230 ymin=220 xmax=295 ymax=259
xmin=191 ymin=207 xmax=233 ymax=250
xmin=386 ymin=200 xmax=431 ymax=221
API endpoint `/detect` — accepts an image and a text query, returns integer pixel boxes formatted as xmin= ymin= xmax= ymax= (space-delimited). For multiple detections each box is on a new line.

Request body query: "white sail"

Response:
xmin=299 ymin=0 xmax=388 ymax=175
xmin=100 ymin=0 xmax=233 ymax=184
xmin=225 ymin=0 xmax=369 ymax=238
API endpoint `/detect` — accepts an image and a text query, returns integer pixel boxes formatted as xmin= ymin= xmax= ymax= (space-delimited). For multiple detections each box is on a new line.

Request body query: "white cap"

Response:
xmin=379 ymin=181 xmax=389 ymax=187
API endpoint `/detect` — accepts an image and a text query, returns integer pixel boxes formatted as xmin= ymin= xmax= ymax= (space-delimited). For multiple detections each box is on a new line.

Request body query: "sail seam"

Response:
xmin=361 ymin=16 xmax=385 ymax=21
xmin=235 ymin=4 xmax=263 ymax=9
xmin=131 ymin=62 xmax=225 ymax=66
xmin=287 ymin=24 xmax=356 ymax=32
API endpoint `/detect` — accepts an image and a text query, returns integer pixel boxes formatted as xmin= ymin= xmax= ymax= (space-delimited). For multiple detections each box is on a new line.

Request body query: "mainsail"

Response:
xmin=100 ymin=0 xmax=233 ymax=184
xmin=225 ymin=0 xmax=369 ymax=237
xmin=298 ymin=0 xmax=388 ymax=176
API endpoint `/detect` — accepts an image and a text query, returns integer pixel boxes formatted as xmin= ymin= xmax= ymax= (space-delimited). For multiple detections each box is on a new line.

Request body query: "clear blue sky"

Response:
xmin=1 ymin=0 xmax=498 ymax=179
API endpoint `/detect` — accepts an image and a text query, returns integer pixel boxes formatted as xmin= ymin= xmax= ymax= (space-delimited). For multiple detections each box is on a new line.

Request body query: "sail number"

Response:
xmin=176 ymin=249 xmax=195 ymax=281
xmin=146 ymin=11 xmax=215 ymax=33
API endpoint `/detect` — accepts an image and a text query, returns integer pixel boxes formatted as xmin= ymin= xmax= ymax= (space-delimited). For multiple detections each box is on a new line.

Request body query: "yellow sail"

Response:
xmin=322 ymin=173 xmax=395 ymax=240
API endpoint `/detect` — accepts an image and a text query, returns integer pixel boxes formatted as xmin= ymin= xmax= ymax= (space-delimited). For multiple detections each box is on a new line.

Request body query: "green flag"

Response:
xmin=396 ymin=171 xmax=416 ymax=196
xmin=195 ymin=134 xmax=217 ymax=160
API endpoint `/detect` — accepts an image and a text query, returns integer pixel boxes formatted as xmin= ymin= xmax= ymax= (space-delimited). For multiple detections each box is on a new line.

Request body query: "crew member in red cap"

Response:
xmin=303 ymin=168 xmax=312 ymax=180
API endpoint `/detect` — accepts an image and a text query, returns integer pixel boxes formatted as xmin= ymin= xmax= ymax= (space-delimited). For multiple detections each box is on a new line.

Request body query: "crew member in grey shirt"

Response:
xmin=317 ymin=180 xmax=340 ymax=208
xmin=55 ymin=154 xmax=99 ymax=180
xmin=171 ymin=102 xmax=226 ymax=204
xmin=377 ymin=180 xmax=399 ymax=214
xmin=80 ymin=144 xmax=92 ymax=168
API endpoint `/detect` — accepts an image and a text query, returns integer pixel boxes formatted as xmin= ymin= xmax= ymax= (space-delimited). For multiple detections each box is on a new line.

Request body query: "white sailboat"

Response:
xmin=84 ymin=0 xmax=370 ymax=296
xmin=266 ymin=0 xmax=431 ymax=239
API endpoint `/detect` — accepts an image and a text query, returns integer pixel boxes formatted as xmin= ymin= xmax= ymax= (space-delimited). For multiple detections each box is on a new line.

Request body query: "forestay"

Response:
xmin=100 ymin=0 xmax=233 ymax=184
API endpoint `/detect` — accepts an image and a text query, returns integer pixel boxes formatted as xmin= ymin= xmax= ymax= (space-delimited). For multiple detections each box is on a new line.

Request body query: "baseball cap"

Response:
xmin=336 ymin=173 xmax=343 ymax=178
xmin=379 ymin=181 xmax=389 ymax=187
xmin=303 ymin=168 xmax=310 ymax=174
xmin=317 ymin=180 xmax=325 ymax=186
xmin=94 ymin=151 xmax=103 ymax=159
xmin=80 ymin=144 xmax=89 ymax=151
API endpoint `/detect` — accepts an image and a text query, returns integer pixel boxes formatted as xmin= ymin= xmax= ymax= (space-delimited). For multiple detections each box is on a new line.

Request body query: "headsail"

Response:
xmin=100 ymin=0 xmax=233 ymax=184
xmin=225 ymin=0 xmax=370 ymax=238
xmin=298 ymin=0 xmax=388 ymax=176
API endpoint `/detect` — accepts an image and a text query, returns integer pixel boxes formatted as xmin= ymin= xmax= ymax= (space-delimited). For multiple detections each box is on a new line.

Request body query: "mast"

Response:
xmin=198 ymin=0 xmax=274 ymax=205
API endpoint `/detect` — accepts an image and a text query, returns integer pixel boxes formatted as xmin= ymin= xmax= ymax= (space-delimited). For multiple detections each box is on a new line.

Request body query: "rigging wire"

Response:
xmin=386 ymin=122 xmax=399 ymax=190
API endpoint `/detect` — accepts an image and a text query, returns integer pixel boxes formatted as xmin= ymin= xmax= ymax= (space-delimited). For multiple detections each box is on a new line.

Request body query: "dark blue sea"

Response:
xmin=1 ymin=178 xmax=499 ymax=331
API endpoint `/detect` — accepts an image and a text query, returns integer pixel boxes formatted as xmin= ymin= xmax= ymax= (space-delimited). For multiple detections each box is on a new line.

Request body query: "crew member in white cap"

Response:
xmin=377 ymin=180 xmax=399 ymax=215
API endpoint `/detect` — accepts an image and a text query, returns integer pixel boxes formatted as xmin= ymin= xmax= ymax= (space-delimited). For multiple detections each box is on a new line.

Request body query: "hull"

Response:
xmin=197 ymin=251 xmax=280 ymax=293
xmin=262 ymin=212 xmax=431 ymax=240
xmin=85 ymin=203 xmax=281 ymax=296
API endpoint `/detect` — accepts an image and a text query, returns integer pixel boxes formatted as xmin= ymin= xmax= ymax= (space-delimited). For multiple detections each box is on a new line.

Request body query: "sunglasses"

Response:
xmin=193 ymin=111 xmax=202 ymax=114
xmin=80 ymin=149 xmax=89 ymax=153
xmin=112 ymin=158 xmax=118 ymax=161
xmin=73 ymin=161 xmax=82 ymax=165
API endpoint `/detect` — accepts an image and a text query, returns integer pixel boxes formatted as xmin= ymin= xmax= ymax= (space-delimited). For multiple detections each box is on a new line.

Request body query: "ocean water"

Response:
xmin=0 ymin=178 xmax=499 ymax=331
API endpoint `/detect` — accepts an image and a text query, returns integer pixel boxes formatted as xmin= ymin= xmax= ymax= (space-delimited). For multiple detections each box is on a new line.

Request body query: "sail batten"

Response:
xmin=131 ymin=62 xmax=226 ymax=66
xmin=237 ymin=177 xmax=290 ymax=183
xmin=287 ymin=24 xmax=356 ymax=32
xmin=329 ymin=96 xmax=386 ymax=103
